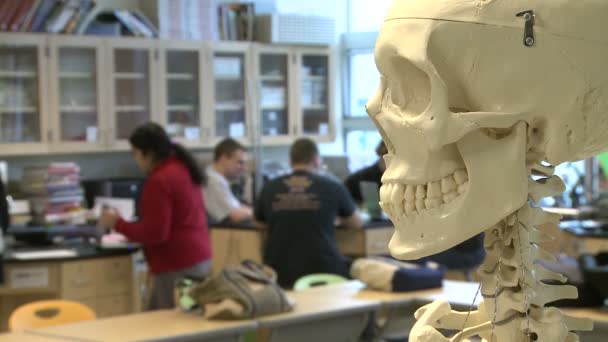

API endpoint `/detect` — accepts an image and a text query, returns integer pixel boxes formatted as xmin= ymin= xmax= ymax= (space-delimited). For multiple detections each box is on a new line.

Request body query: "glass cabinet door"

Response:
xmin=299 ymin=54 xmax=330 ymax=136
xmin=56 ymin=47 xmax=99 ymax=143
xmin=112 ymin=48 xmax=151 ymax=140
xmin=213 ymin=52 xmax=247 ymax=138
xmin=164 ymin=50 xmax=200 ymax=141
xmin=0 ymin=44 xmax=41 ymax=144
xmin=259 ymin=53 xmax=289 ymax=138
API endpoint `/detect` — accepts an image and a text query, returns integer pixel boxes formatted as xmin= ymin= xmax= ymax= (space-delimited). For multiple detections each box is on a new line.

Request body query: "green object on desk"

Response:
xmin=293 ymin=273 xmax=348 ymax=291
xmin=599 ymin=152 xmax=608 ymax=176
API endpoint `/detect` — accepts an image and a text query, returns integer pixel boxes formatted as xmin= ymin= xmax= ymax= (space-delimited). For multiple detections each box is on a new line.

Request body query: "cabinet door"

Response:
xmin=209 ymin=44 xmax=251 ymax=144
xmin=297 ymin=49 xmax=334 ymax=140
xmin=159 ymin=43 xmax=205 ymax=147
xmin=256 ymin=47 xmax=292 ymax=144
xmin=107 ymin=39 xmax=157 ymax=149
xmin=49 ymin=36 xmax=106 ymax=152
xmin=0 ymin=34 xmax=49 ymax=155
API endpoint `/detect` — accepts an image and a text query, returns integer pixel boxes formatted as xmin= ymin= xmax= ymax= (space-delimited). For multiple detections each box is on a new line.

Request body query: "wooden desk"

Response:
xmin=0 ymin=332 xmax=66 ymax=342
xmin=209 ymin=226 xmax=264 ymax=273
xmin=336 ymin=223 xmax=393 ymax=257
xmin=0 ymin=250 xmax=137 ymax=331
xmin=210 ymin=221 xmax=394 ymax=274
xmin=257 ymin=285 xmax=381 ymax=342
xmin=27 ymin=309 xmax=258 ymax=342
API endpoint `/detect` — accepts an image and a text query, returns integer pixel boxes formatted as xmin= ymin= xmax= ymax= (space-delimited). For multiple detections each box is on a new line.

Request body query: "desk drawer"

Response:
xmin=61 ymin=260 xmax=97 ymax=298
xmin=95 ymin=294 xmax=131 ymax=318
xmin=97 ymin=256 xmax=132 ymax=296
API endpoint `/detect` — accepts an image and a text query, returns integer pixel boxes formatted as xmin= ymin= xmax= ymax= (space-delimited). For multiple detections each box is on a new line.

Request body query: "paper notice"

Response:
xmin=184 ymin=126 xmax=200 ymax=140
xmin=86 ymin=126 xmax=98 ymax=142
xmin=229 ymin=122 xmax=245 ymax=137
xmin=10 ymin=267 xmax=49 ymax=288
xmin=319 ymin=123 xmax=329 ymax=135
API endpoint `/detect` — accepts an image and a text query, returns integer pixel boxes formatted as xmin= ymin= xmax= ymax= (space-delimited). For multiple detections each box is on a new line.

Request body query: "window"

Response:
xmin=348 ymin=0 xmax=392 ymax=33
xmin=345 ymin=129 xmax=382 ymax=172
xmin=342 ymin=1 xmax=391 ymax=168
xmin=347 ymin=50 xmax=379 ymax=117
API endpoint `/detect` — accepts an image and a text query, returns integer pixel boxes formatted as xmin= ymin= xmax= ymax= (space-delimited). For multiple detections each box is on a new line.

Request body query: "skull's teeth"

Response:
xmin=379 ymin=168 xmax=469 ymax=218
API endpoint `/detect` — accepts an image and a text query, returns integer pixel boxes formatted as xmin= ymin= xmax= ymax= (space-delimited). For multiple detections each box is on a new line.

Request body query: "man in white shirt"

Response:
xmin=204 ymin=138 xmax=252 ymax=223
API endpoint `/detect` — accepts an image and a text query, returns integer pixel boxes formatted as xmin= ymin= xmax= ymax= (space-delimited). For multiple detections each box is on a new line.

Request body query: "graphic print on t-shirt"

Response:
xmin=271 ymin=175 xmax=320 ymax=212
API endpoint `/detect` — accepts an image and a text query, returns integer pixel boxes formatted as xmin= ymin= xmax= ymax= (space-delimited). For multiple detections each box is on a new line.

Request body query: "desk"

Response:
xmin=210 ymin=221 xmax=394 ymax=274
xmin=257 ymin=285 xmax=381 ymax=342
xmin=209 ymin=225 xmax=264 ymax=273
xmin=0 ymin=245 xmax=138 ymax=331
xmin=336 ymin=221 xmax=394 ymax=257
xmin=0 ymin=332 xmax=66 ymax=342
xmin=27 ymin=310 xmax=257 ymax=342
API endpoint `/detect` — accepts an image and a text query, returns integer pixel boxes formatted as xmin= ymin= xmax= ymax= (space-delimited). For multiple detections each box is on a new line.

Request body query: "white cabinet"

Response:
xmin=106 ymin=38 xmax=159 ymax=150
xmin=158 ymin=41 xmax=208 ymax=147
xmin=0 ymin=34 xmax=336 ymax=156
xmin=207 ymin=42 xmax=253 ymax=145
xmin=48 ymin=36 xmax=107 ymax=152
xmin=252 ymin=45 xmax=335 ymax=145
xmin=295 ymin=47 xmax=334 ymax=141
xmin=253 ymin=45 xmax=293 ymax=145
xmin=0 ymin=33 xmax=50 ymax=155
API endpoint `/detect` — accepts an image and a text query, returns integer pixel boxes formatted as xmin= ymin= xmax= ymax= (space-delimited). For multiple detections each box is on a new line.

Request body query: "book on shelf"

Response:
xmin=114 ymin=9 xmax=155 ymax=38
xmin=0 ymin=0 xmax=159 ymax=38
xmin=18 ymin=0 xmax=43 ymax=32
xmin=63 ymin=0 xmax=94 ymax=34
xmin=45 ymin=0 xmax=80 ymax=33
xmin=8 ymin=0 xmax=35 ymax=32
xmin=217 ymin=2 xmax=254 ymax=41
xmin=0 ymin=0 xmax=22 ymax=31
xmin=30 ymin=0 xmax=60 ymax=32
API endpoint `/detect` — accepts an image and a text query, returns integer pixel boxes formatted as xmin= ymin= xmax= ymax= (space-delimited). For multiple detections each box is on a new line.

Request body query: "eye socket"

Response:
xmin=381 ymin=56 xmax=431 ymax=118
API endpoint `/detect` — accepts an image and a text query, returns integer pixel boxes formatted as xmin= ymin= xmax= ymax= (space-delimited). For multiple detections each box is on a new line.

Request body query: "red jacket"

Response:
xmin=115 ymin=157 xmax=211 ymax=274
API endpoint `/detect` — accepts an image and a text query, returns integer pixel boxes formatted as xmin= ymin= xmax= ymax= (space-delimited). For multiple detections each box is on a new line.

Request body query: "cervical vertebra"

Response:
xmin=409 ymin=174 xmax=592 ymax=341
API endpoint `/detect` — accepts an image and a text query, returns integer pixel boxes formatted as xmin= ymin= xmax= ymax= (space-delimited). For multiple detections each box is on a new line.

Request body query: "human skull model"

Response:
xmin=369 ymin=0 xmax=608 ymax=260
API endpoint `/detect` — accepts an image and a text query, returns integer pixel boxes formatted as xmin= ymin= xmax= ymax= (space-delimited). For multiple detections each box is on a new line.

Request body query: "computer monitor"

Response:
xmin=360 ymin=181 xmax=383 ymax=220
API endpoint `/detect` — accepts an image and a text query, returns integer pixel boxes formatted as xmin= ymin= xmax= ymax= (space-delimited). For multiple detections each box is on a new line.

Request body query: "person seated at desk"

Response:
xmin=204 ymin=138 xmax=253 ymax=224
xmin=254 ymin=138 xmax=363 ymax=288
xmin=345 ymin=140 xmax=387 ymax=206
xmin=100 ymin=122 xmax=212 ymax=310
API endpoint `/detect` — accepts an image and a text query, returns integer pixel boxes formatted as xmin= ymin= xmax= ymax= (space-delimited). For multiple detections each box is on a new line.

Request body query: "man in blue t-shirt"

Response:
xmin=254 ymin=138 xmax=362 ymax=288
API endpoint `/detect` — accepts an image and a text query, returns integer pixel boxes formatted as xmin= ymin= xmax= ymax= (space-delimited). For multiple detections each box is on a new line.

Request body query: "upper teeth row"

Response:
xmin=379 ymin=169 xmax=469 ymax=217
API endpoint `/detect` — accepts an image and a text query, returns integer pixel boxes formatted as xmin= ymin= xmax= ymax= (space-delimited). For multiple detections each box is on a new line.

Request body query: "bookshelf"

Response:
xmin=166 ymin=73 xmax=195 ymax=81
xmin=113 ymin=72 xmax=146 ymax=80
xmin=0 ymin=107 xmax=37 ymax=113
xmin=0 ymin=70 xmax=37 ymax=78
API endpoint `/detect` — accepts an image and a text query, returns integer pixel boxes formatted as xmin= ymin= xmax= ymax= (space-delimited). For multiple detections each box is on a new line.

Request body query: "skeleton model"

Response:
xmin=368 ymin=1 xmax=608 ymax=340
